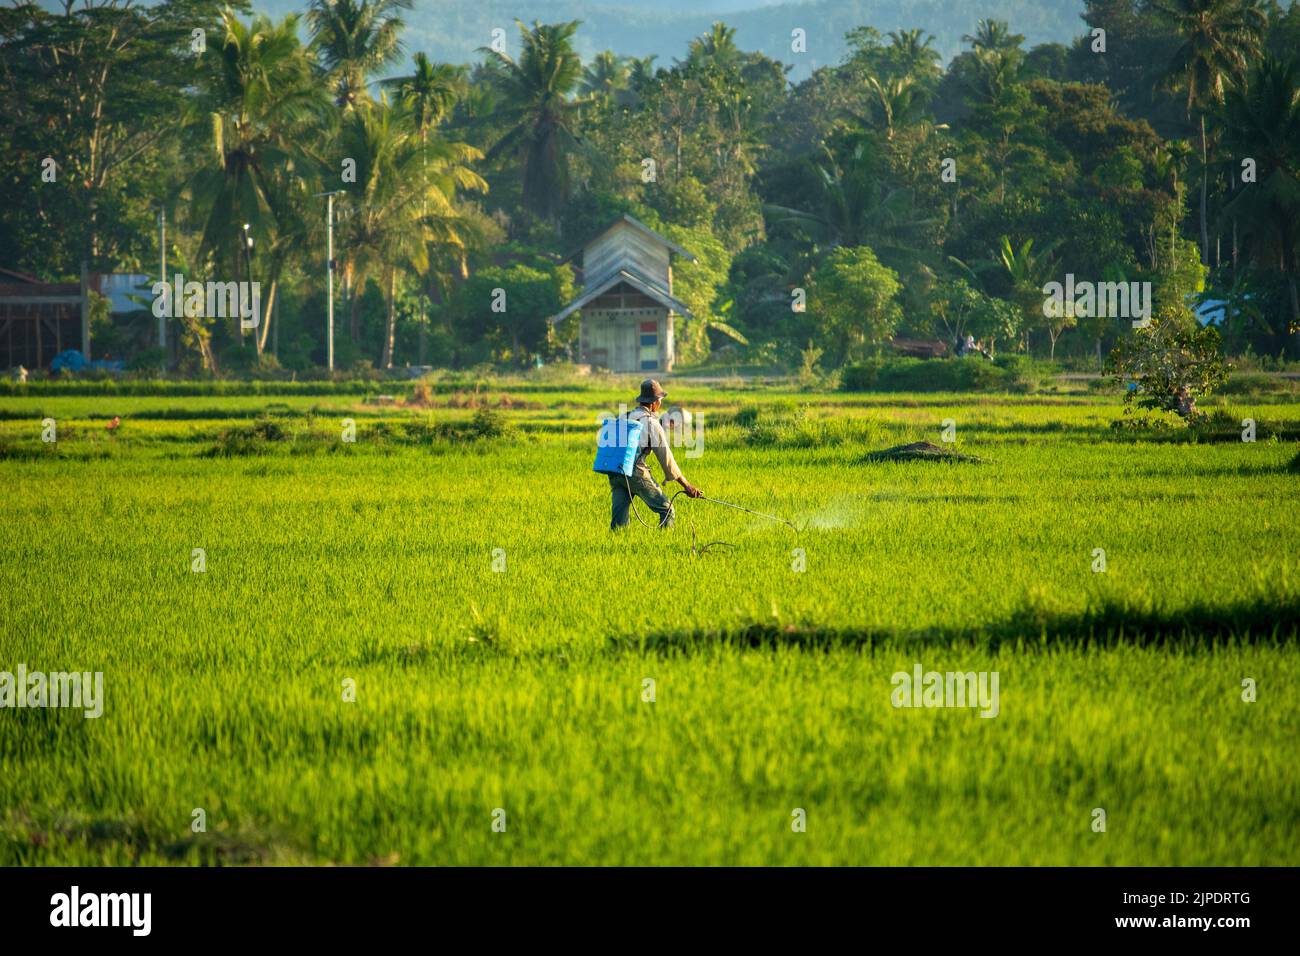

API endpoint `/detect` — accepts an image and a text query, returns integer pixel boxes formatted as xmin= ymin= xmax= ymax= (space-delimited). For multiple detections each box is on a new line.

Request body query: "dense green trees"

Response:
xmin=1151 ymin=0 xmax=1266 ymax=264
xmin=806 ymin=247 xmax=905 ymax=362
xmin=2 ymin=0 xmax=1298 ymax=373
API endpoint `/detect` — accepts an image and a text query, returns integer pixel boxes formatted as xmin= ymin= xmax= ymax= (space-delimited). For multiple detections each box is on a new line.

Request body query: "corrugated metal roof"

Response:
xmin=550 ymin=215 xmax=695 ymax=324
xmin=547 ymin=267 xmax=694 ymax=323
xmin=559 ymin=213 xmax=697 ymax=264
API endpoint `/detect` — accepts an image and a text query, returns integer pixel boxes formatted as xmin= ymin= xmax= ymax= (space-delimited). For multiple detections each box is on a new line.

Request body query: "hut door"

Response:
xmin=615 ymin=315 xmax=637 ymax=372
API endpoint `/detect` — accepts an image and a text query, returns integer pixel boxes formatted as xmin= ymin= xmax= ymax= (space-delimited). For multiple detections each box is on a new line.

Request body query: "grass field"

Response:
xmin=1 ymin=380 xmax=1298 ymax=865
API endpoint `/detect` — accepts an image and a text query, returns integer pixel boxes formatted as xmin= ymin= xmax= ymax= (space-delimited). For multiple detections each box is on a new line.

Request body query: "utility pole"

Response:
xmin=327 ymin=193 xmax=335 ymax=372
xmin=158 ymin=208 xmax=167 ymax=359
xmin=315 ymin=190 xmax=344 ymax=372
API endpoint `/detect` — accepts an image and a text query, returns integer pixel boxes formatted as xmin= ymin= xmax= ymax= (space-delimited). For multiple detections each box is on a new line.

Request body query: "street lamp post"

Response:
xmin=241 ymin=223 xmax=254 ymax=347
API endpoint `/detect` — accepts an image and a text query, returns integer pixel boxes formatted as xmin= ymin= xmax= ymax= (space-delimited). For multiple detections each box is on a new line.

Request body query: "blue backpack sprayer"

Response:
xmin=592 ymin=412 xmax=799 ymax=540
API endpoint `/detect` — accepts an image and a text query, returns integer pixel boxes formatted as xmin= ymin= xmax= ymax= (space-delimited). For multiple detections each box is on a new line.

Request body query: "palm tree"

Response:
xmin=686 ymin=23 xmax=741 ymax=70
xmin=580 ymin=50 xmax=630 ymax=106
xmin=863 ymin=75 xmax=926 ymax=140
xmin=306 ymin=0 xmax=412 ymax=109
xmin=993 ymin=236 xmax=1063 ymax=355
xmin=187 ymin=10 xmax=323 ymax=354
xmin=380 ymin=54 xmax=468 ymax=359
xmin=966 ymin=46 xmax=1023 ymax=107
xmin=1151 ymin=0 xmax=1267 ymax=265
xmin=627 ymin=55 xmax=658 ymax=95
xmin=885 ymin=29 xmax=940 ymax=85
xmin=479 ymin=20 xmax=590 ymax=224
xmin=1218 ymin=55 xmax=1300 ymax=343
xmin=336 ymin=102 xmax=486 ymax=366
xmin=382 ymin=53 xmax=465 ymax=137
xmin=962 ymin=19 xmax=1024 ymax=52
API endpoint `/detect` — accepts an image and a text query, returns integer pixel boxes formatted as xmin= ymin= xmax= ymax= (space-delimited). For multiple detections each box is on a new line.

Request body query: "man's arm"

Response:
xmin=647 ymin=418 xmax=703 ymax=498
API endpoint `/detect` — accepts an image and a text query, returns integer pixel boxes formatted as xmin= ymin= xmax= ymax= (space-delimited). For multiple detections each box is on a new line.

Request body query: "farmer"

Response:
xmin=609 ymin=379 xmax=703 ymax=530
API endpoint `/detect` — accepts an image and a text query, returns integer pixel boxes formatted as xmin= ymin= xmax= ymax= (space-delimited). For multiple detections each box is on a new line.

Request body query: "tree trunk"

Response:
xmin=350 ymin=285 xmax=362 ymax=344
xmin=257 ymin=278 xmax=278 ymax=354
xmin=1171 ymin=185 xmax=1178 ymax=269
xmin=1199 ymin=114 xmax=1209 ymax=266
xmin=381 ymin=270 xmax=396 ymax=369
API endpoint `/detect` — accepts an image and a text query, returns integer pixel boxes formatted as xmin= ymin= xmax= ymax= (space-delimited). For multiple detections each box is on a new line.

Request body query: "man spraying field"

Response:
xmin=594 ymin=379 xmax=703 ymax=530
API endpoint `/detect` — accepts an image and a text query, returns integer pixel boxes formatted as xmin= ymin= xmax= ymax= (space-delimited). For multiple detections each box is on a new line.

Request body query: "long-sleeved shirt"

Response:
xmin=627 ymin=406 xmax=683 ymax=484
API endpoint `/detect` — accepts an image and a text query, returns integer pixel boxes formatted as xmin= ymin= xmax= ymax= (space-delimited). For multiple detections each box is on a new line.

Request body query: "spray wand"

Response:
xmin=683 ymin=493 xmax=800 ymax=533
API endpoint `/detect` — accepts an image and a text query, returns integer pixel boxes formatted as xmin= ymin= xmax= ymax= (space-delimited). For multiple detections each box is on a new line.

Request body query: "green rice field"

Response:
xmin=1 ymin=379 xmax=1297 ymax=865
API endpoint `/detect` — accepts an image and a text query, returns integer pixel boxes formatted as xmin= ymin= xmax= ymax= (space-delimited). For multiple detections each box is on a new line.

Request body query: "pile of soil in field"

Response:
xmin=863 ymin=441 xmax=990 ymax=464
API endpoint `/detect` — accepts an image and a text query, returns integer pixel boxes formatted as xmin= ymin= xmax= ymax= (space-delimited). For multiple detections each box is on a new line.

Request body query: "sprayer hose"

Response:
xmin=624 ymin=477 xmax=797 ymax=554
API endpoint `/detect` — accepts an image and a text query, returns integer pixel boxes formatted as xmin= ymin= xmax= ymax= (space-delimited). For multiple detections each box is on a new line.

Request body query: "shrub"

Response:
xmin=205 ymin=418 xmax=290 ymax=456
xmin=994 ymin=354 xmax=1055 ymax=391
xmin=1221 ymin=373 xmax=1297 ymax=396
xmin=127 ymin=348 xmax=167 ymax=372
xmin=840 ymin=359 xmax=884 ymax=391
xmin=729 ymin=402 xmax=885 ymax=448
xmin=462 ymin=405 xmax=510 ymax=440
xmin=840 ymin=356 xmax=1059 ymax=392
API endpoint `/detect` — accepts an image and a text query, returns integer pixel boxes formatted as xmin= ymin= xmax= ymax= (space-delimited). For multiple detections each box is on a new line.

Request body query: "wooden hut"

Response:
xmin=548 ymin=215 xmax=695 ymax=373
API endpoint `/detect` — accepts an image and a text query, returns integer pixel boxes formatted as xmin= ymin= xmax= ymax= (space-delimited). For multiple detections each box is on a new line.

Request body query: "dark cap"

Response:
xmin=637 ymin=379 xmax=667 ymax=405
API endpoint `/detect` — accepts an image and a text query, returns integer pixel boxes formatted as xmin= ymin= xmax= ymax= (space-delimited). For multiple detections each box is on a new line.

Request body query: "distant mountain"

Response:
xmin=252 ymin=0 xmax=1088 ymax=79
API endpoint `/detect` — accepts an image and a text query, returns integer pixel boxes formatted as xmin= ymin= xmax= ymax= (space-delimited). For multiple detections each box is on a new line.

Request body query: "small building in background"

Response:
xmin=0 ymin=266 xmax=88 ymax=370
xmin=93 ymin=272 xmax=153 ymax=319
xmin=548 ymin=215 xmax=695 ymax=374
xmin=0 ymin=267 xmax=156 ymax=370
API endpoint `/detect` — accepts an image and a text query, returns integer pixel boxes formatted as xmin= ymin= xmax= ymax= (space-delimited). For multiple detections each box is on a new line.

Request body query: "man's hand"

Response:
xmin=680 ymin=480 xmax=704 ymax=499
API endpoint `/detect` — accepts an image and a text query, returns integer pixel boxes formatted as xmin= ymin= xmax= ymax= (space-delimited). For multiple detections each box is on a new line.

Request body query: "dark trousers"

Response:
xmin=609 ymin=473 xmax=674 ymax=530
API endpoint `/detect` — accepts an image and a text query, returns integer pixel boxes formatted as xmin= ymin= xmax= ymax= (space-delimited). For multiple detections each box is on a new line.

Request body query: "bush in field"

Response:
xmin=993 ymin=354 xmax=1056 ymax=391
xmin=429 ymin=406 xmax=514 ymax=443
xmin=841 ymin=356 xmax=1055 ymax=392
xmin=1106 ymin=318 xmax=1230 ymax=423
xmin=206 ymin=418 xmax=290 ymax=456
xmin=839 ymin=359 xmax=882 ymax=391
xmin=732 ymin=401 xmax=806 ymax=446
xmin=729 ymin=401 xmax=883 ymax=447
xmin=460 ymin=406 xmax=511 ymax=440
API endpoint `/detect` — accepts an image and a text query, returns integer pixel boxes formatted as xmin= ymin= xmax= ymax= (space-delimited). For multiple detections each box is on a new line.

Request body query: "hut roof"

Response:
xmin=548 ymin=267 xmax=693 ymax=324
